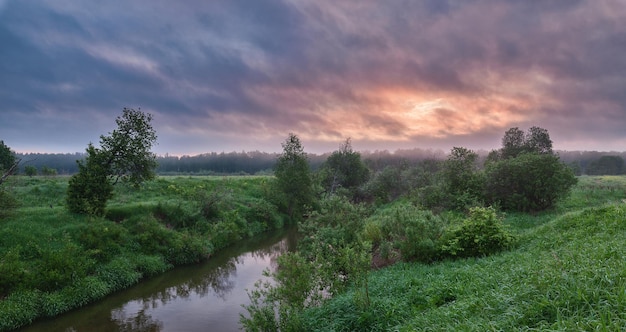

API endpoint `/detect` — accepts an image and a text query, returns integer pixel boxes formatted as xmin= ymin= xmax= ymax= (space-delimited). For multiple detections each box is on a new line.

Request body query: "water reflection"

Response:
xmin=18 ymin=228 xmax=296 ymax=332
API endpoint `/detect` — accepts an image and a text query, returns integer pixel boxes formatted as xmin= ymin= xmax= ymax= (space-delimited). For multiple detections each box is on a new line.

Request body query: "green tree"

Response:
xmin=273 ymin=133 xmax=314 ymax=221
xmin=498 ymin=126 xmax=553 ymax=160
xmin=66 ymin=108 xmax=157 ymax=215
xmin=41 ymin=166 xmax=58 ymax=176
xmin=586 ymin=155 xmax=625 ymax=175
xmin=0 ymin=141 xmax=18 ymax=216
xmin=500 ymin=127 xmax=526 ymax=159
xmin=439 ymin=147 xmax=484 ymax=210
xmin=0 ymin=140 xmax=19 ymax=185
xmin=24 ymin=165 xmax=37 ymax=177
xmin=320 ymin=138 xmax=369 ymax=197
xmin=484 ymin=152 xmax=577 ymax=212
xmin=525 ymin=126 xmax=553 ymax=155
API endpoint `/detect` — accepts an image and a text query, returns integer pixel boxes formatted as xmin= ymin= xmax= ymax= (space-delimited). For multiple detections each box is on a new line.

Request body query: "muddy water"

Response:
xmin=18 ymin=228 xmax=297 ymax=332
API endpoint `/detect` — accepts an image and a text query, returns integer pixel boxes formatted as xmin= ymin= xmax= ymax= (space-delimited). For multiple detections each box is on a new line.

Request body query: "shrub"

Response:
xmin=440 ymin=206 xmax=514 ymax=258
xmin=153 ymin=202 xmax=199 ymax=229
xmin=370 ymin=203 xmax=447 ymax=263
xmin=31 ymin=241 xmax=95 ymax=292
xmin=484 ymin=153 xmax=577 ymax=212
xmin=73 ymin=221 xmax=130 ymax=262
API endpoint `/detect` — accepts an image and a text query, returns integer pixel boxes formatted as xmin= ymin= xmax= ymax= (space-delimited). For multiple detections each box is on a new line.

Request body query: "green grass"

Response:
xmin=0 ymin=175 xmax=282 ymax=331
xmin=298 ymin=176 xmax=626 ymax=331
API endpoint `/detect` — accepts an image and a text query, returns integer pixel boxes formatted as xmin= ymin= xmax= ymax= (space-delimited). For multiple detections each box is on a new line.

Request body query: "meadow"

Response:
xmin=296 ymin=176 xmax=626 ymax=330
xmin=1 ymin=175 xmax=625 ymax=331
xmin=0 ymin=175 xmax=283 ymax=331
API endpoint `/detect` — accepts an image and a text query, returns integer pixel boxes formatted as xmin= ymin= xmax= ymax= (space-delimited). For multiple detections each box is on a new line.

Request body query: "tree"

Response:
xmin=500 ymin=127 xmax=526 ymax=159
xmin=0 ymin=140 xmax=19 ymax=186
xmin=24 ymin=165 xmax=37 ymax=177
xmin=0 ymin=141 xmax=15 ymax=172
xmin=498 ymin=126 xmax=553 ymax=160
xmin=586 ymin=155 xmax=625 ymax=175
xmin=67 ymin=145 xmax=114 ymax=215
xmin=320 ymin=138 xmax=369 ymax=197
xmin=440 ymin=147 xmax=484 ymax=210
xmin=484 ymin=149 xmax=577 ymax=212
xmin=484 ymin=126 xmax=574 ymax=212
xmin=525 ymin=126 xmax=553 ymax=155
xmin=66 ymin=108 xmax=158 ymax=215
xmin=0 ymin=141 xmax=19 ymax=216
xmin=273 ymin=133 xmax=314 ymax=221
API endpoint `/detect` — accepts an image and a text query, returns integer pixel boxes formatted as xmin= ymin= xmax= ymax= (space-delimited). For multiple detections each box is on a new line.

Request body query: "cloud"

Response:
xmin=1 ymin=0 xmax=625 ymax=154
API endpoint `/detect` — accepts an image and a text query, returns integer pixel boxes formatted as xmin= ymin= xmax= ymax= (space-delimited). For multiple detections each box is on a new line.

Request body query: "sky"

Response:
xmin=1 ymin=0 xmax=626 ymax=155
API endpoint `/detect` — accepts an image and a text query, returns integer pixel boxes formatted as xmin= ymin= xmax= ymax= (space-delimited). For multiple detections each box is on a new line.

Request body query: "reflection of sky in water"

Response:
xmin=112 ymin=241 xmax=284 ymax=332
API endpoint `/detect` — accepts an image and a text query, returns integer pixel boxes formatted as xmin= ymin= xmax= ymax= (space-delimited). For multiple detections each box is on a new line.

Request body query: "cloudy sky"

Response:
xmin=1 ymin=0 xmax=625 ymax=155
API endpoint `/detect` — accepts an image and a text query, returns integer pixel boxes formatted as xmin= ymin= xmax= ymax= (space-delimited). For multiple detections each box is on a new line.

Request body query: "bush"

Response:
xmin=153 ymin=202 xmax=199 ymax=229
xmin=73 ymin=221 xmax=130 ymax=262
xmin=66 ymin=146 xmax=113 ymax=216
xmin=30 ymin=241 xmax=95 ymax=292
xmin=440 ymin=206 xmax=514 ymax=258
xmin=366 ymin=203 xmax=447 ymax=263
xmin=484 ymin=153 xmax=577 ymax=212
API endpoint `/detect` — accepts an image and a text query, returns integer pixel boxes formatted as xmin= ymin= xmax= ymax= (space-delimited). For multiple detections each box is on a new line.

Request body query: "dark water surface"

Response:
xmin=18 ymin=228 xmax=297 ymax=332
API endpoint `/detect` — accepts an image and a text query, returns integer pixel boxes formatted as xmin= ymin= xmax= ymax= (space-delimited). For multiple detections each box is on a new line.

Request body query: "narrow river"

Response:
xmin=17 ymin=228 xmax=297 ymax=332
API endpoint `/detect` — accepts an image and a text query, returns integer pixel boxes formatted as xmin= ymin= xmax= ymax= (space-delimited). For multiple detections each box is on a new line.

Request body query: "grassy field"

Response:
xmin=296 ymin=176 xmax=626 ymax=331
xmin=2 ymin=175 xmax=625 ymax=331
xmin=0 ymin=175 xmax=283 ymax=331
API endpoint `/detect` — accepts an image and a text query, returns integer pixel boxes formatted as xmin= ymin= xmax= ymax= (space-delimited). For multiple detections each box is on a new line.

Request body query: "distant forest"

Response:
xmin=14 ymin=148 xmax=626 ymax=176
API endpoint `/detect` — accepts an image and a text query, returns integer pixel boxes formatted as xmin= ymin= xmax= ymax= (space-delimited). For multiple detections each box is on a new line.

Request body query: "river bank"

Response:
xmin=16 ymin=227 xmax=297 ymax=332
xmin=0 ymin=176 xmax=285 ymax=331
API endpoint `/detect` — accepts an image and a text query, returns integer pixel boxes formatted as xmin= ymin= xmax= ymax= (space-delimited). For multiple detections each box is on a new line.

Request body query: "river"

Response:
xmin=17 ymin=227 xmax=297 ymax=332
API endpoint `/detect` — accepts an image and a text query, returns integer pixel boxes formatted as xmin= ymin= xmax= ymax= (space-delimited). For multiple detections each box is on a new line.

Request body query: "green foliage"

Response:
xmin=499 ymin=126 xmax=553 ymax=160
xmin=242 ymin=196 xmax=372 ymax=331
xmin=273 ymin=133 xmax=314 ymax=221
xmin=100 ymin=108 xmax=158 ymax=186
xmin=434 ymin=147 xmax=485 ymax=210
xmin=30 ymin=240 xmax=95 ymax=292
xmin=23 ymin=165 xmax=37 ymax=177
xmin=73 ymin=220 xmax=129 ymax=262
xmin=241 ymin=252 xmax=313 ymax=331
xmin=362 ymin=162 xmax=437 ymax=204
xmin=363 ymin=202 xmax=447 ymax=263
xmin=0 ymin=140 xmax=15 ymax=172
xmin=586 ymin=155 xmax=625 ymax=175
xmin=0 ymin=189 xmax=18 ymax=218
xmin=299 ymin=189 xmax=626 ymax=331
xmin=40 ymin=166 xmax=57 ymax=176
xmin=0 ymin=247 xmax=26 ymax=297
xmin=125 ymin=215 xmax=211 ymax=265
xmin=66 ymin=108 xmax=158 ymax=215
xmin=1 ymin=175 xmax=285 ymax=331
xmin=440 ymin=206 xmax=514 ymax=258
xmin=484 ymin=153 xmax=578 ymax=211
xmin=320 ymin=138 xmax=370 ymax=197
xmin=362 ymin=165 xmax=405 ymax=203
xmin=66 ymin=145 xmax=114 ymax=215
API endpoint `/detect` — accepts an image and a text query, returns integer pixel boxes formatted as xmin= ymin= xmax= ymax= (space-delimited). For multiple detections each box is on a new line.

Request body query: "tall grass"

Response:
xmin=297 ymin=176 xmax=626 ymax=331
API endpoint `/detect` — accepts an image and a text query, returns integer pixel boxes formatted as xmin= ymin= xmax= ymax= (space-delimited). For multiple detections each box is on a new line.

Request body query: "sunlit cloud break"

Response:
xmin=1 ymin=0 xmax=625 ymax=154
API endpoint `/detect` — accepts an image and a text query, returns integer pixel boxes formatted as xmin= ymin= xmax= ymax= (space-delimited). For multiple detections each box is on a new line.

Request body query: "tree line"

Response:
xmin=9 ymin=148 xmax=626 ymax=177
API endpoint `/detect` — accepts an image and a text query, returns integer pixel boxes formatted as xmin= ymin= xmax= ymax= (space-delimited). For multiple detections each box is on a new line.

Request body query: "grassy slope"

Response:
xmin=300 ymin=176 xmax=626 ymax=331
xmin=0 ymin=175 xmax=280 ymax=331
